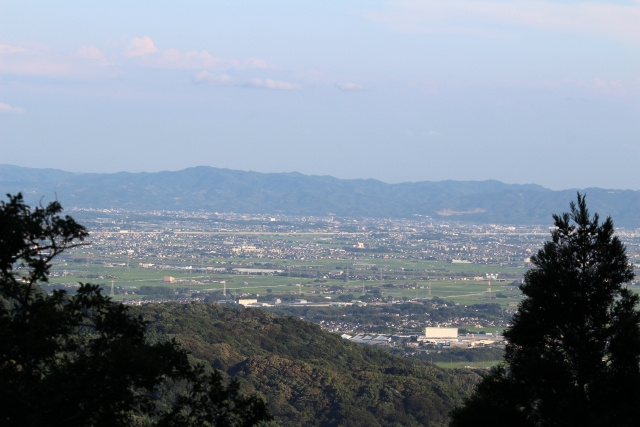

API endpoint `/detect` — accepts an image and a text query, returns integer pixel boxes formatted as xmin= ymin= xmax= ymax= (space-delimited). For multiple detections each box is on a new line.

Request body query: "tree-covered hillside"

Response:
xmin=137 ymin=303 xmax=481 ymax=427
xmin=5 ymin=164 xmax=640 ymax=226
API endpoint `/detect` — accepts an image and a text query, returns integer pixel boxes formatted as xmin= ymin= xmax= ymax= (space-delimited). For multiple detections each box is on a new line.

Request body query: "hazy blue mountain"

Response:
xmin=2 ymin=164 xmax=639 ymax=227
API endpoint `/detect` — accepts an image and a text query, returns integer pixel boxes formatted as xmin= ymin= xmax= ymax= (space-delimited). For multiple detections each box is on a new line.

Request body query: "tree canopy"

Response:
xmin=450 ymin=194 xmax=640 ymax=426
xmin=0 ymin=193 xmax=271 ymax=426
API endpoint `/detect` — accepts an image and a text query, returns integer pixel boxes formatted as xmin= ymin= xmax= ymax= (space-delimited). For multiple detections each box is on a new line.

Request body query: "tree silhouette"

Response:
xmin=450 ymin=194 xmax=640 ymax=426
xmin=0 ymin=193 xmax=271 ymax=426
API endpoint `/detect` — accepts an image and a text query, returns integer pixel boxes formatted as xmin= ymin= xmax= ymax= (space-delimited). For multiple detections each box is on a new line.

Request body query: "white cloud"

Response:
xmin=75 ymin=45 xmax=105 ymax=60
xmin=123 ymin=37 xmax=275 ymax=71
xmin=0 ymin=43 xmax=77 ymax=77
xmin=574 ymin=77 xmax=640 ymax=97
xmin=124 ymin=36 xmax=158 ymax=58
xmin=0 ymin=37 xmax=276 ymax=80
xmin=248 ymin=78 xmax=301 ymax=90
xmin=0 ymin=44 xmax=27 ymax=54
xmin=193 ymin=71 xmax=235 ymax=85
xmin=156 ymin=49 xmax=225 ymax=69
xmin=230 ymin=58 xmax=274 ymax=69
xmin=335 ymin=82 xmax=364 ymax=91
xmin=0 ymin=102 xmax=25 ymax=114
xmin=0 ymin=42 xmax=112 ymax=78
xmin=193 ymin=73 xmax=303 ymax=90
xmin=369 ymin=0 xmax=640 ymax=45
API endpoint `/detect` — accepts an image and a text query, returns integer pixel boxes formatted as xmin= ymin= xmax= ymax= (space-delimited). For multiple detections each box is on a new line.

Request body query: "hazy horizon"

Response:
xmin=2 ymin=1 xmax=639 ymax=191
xmin=5 ymin=162 xmax=637 ymax=192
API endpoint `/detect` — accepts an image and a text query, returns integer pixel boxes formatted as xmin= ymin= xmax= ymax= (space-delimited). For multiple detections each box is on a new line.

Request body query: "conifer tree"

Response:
xmin=450 ymin=194 xmax=640 ymax=426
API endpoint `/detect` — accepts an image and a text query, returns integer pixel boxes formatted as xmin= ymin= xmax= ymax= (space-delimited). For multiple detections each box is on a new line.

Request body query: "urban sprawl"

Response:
xmin=49 ymin=209 xmax=640 ymax=359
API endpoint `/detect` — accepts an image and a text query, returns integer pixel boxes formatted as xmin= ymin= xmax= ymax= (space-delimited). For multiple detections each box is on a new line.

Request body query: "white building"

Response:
xmin=424 ymin=327 xmax=459 ymax=339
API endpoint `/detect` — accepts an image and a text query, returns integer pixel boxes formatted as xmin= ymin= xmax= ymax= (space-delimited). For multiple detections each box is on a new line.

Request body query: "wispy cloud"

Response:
xmin=573 ymin=77 xmax=640 ymax=97
xmin=75 ymin=45 xmax=105 ymax=60
xmin=406 ymin=75 xmax=640 ymax=98
xmin=0 ymin=37 xmax=276 ymax=79
xmin=0 ymin=102 xmax=25 ymax=114
xmin=124 ymin=36 xmax=158 ymax=58
xmin=193 ymin=73 xmax=304 ymax=91
xmin=0 ymin=41 xmax=121 ymax=79
xmin=0 ymin=43 xmax=84 ymax=77
xmin=247 ymin=78 xmax=301 ymax=90
xmin=335 ymin=82 xmax=364 ymax=91
xmin=369 ymin=0 xmax=640 ymax=45
xmin=233 ymin=58 xmax=274 ymax=69
xmin=0 ymin=44 xmax=27 ymax=54
xmin=124 ymin=36 xmax=275 ymax=71
xmin=193 ymin=71 xmax=235 ymax=86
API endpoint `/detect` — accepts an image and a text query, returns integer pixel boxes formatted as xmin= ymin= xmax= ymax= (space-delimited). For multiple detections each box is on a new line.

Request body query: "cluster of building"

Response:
xmin=340 ymin=327 xmax=505 ymax=349
xmin=314 ymin=312 xmax=506 ymax=336
xmin=72 ymin=210 xmax=576 ymax=266
xmin=66 ymin=208 xmax=640 ymax=289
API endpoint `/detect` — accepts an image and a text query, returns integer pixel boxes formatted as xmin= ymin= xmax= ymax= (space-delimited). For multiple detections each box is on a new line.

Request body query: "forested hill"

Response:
xmin=136 ymin=303 xmax=480 ymax=427
xmin=2 ymin=164 xmax=640 ymax=226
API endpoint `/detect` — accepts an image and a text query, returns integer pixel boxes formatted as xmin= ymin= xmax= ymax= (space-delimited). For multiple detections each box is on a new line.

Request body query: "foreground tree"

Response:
xmin=0 ymin=194 xmax=271 ymax=426
xmin=451 ymin=194 xmax=640 ymax=426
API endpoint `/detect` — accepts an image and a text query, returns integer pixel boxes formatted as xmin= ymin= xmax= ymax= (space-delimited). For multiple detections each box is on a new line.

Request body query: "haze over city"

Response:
xmin=1 ymin=1 xmax=639 ymax=190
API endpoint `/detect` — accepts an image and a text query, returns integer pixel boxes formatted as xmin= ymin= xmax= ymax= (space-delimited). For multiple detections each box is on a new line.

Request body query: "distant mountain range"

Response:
xmin=2 ymin=164 xmax=639 ymax=227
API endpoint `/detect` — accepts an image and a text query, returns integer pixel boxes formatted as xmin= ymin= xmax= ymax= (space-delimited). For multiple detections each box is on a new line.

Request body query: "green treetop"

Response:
xmin=450 ymin=194 xmax=640 ymax=426
xmin=0 ymin=193 xmax=271 ymax=426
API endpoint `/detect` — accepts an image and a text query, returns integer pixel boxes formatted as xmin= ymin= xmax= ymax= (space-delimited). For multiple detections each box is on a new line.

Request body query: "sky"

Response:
xmin=1 ymin=1 xmax=639 ymax=190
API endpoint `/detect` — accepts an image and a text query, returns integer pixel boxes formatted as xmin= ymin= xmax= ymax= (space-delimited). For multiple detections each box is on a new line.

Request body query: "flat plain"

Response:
xmin=49 ymin=209 xmax=640 ymax=306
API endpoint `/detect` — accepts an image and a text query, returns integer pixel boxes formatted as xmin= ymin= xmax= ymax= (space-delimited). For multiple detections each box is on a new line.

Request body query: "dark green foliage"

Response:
xmin=160 ymin=368 xmax=272 ymax=427
xmin=450 ymin=194 xmax=640 ymax=426
xmin=137 ymin=303 xmax=482 ymax=426
xmin=0 ymin=194 xmax=271 ymax=426
xmin=408 ymin=347 xmax=504 ymax=364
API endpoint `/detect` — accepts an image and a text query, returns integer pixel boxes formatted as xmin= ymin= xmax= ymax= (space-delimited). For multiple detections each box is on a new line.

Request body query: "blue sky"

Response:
xmin=1 ymin=1 xmax=639 ymax=190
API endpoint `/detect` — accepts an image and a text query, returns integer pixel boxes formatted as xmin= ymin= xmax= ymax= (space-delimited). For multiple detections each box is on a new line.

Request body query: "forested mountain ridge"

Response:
xmin=2 ymin=164 xmax=640 ymax=226
xmin=136 ymin=303 xmax=480 ymax=427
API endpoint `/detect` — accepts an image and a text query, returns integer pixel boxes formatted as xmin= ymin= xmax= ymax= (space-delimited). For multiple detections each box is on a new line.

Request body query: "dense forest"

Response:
xmin=136 ymin=303 xmax=481 ymax=426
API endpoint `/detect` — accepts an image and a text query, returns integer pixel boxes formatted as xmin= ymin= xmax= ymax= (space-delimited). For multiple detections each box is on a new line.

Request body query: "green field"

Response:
xmin=50 ymin=256 xmax=525 ymax=308
xmin=47 ymin=218 xmax=536 ymax=306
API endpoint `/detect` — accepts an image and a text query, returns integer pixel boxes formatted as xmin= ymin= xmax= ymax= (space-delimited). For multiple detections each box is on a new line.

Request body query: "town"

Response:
xmin=49 ymin=207 xmax=640 ymax=359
